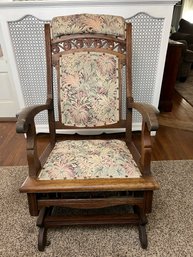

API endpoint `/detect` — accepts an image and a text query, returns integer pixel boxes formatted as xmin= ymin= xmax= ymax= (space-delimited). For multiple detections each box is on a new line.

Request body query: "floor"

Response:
xmin=0 ymin=90 xmax=193 ymax=166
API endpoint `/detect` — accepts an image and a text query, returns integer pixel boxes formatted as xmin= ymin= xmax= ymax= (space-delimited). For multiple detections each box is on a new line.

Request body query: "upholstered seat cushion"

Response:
xmin=38 ymin=140 xmax=141 ymax=180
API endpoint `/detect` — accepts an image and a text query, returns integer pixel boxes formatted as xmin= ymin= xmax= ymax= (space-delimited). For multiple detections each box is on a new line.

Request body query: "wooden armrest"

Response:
xmin=126 ymin=101 xmax=159 ymax=175
xmin=16 ymin=99 xmax=54 ymax=178
xmin=130 ymin=102 xmax=159 ymax=131
xmin=16 ymin=99 xmax=52 ymax=133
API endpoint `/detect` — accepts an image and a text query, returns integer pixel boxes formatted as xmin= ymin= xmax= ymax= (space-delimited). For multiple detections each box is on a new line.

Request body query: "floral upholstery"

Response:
xmin=51 ymin=14 xmax=125 ymax=39
xmin=38 ymin=140 xmax=141 ymax=180
xmin=59 ymin=52 xmax=120 ymax=127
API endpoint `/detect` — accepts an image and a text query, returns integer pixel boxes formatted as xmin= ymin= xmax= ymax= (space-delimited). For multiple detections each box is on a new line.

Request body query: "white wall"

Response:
xmin=182 ymin=0 xmax=193 ymax=23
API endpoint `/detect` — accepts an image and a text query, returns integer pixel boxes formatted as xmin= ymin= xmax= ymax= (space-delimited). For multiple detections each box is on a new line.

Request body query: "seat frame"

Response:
xmin=16 ymin=17 xmax=159 ymax=251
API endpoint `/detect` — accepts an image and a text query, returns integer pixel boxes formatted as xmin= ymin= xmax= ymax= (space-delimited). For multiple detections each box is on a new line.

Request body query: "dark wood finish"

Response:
xmin=37 ymin=205 xmax=147 ymax=251
xmin=44 ymin=213 xmax=140 ymax=226
xmin=16 ymin=20 xmax=159 ymax=250
xmin=139 ymin=225 xmax=148 ymax=249
xmin=5 ymin=17 xmax=176 ymax=251
xmin=20 ymin=176 xmax=159 ymax=193
xmin=144 ymin=191 xmax=153 ymax=213
xmin=38 ymin=197 xmax=145 ymax=209
xmin=27 ymin=193 xmax=39 ymax=216
xmin=159 ymin=40 xmax=183 ymax=112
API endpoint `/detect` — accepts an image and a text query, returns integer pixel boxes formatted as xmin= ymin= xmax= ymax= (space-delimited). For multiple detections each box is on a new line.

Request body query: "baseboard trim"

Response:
xmin=0 ymin=117 xmax=17 ymax=122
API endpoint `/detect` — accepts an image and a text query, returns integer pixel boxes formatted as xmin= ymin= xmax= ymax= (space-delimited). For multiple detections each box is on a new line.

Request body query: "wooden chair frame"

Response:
xmin=16 ymin=18 xmax=159 ymax=251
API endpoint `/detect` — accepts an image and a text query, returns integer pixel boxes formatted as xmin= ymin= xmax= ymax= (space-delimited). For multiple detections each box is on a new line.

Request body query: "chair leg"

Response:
xmin=138 ymin=224 xmax=148 ymax=249
xmin=139 ymin=207 xmax=148 ymax=249
xmin=27 ymin=193 xmax=39 ymax=216
xmin=134 ymin=205 xmax=148 ymax=249
xmin=38 ymin=227 xmax=48 ymax=251
xmin=144 ymin=191 xmax=153 ymax=214
xmin=36 ymin=205 xmax=148 ymax=250
xmin=37 ymin=207 xmax=52 ymax=251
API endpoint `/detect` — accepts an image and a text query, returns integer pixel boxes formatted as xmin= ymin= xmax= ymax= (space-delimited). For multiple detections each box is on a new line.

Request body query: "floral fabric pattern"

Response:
xmin=51 ymin=14 xmax=125 ymax=39
xmin=59 ymin=52 xmax=119 ymax=127
xmin=38 ymin=140 xmax=141 ymax=180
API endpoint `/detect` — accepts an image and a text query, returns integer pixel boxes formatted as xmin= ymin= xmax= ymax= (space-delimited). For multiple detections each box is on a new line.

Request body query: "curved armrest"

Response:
xmin=130 ymin=102 xmax=159 ymax=131
xmin=16 ymin=99 xmax=52 ymax=133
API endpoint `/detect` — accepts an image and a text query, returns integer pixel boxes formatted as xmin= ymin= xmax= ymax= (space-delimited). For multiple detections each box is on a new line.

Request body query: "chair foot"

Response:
xmin=38 ymin=227 xmax=50 ymax=251
xmin=138 ymin=224 xmax=148 ymax=249
xmin=134 ymin=205 xmax=148 ymax=249
xmin=37 ymin=207 xmax=52 ymax=251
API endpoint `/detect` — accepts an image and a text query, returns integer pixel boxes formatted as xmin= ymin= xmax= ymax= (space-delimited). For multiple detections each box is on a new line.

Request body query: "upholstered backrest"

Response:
xmin=59 ymin=51 xmax=120 ymax=127
xmin=49 ymin=14 xmax=128 ymax=128
xmin=51 ymin=14 xmax=125 ymax=39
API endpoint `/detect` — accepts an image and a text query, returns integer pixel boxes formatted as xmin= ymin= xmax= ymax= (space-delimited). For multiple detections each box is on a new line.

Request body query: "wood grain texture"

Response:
xmin=20 ymin=176 xmax=159 ymax=193
xmin=152 ymin=91 xmax=193 ymax=160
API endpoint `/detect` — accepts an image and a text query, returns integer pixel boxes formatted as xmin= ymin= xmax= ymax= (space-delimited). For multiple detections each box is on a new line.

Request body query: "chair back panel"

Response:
xmin=59 ymin=51 xmax=120 ymax=127
xmin=48 ymin=14 xmax=132 ymax=129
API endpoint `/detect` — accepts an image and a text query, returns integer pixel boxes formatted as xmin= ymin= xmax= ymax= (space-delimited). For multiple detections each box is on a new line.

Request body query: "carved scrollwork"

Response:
xmin=52 ymin=45 xmax=60 ymax=54
xmin=74 ymin=39 xmax=84 ymax=49
xmin=107 ymin=40 xmax=114 ymax=50
xmin=84 ymin=39 xmax=93 ymax=48
xmin=63 ymin=41 xmax=72 ymax=51
xmin=52 ymin=38 xmax=125 ymax=54
xmin=118 ymin=44 xmax=126 ymax=53
xmin=94 ymin=39 xmax=103 ymax=48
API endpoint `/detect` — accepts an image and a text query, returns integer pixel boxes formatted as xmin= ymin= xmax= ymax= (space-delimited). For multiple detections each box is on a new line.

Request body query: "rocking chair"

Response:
xmin=16 ymin=14 xmax=159 ymax=251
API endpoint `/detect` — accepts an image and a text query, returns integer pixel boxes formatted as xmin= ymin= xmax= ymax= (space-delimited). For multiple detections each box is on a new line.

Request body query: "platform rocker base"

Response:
xmin=36 ymin=206 xmax=148 ymax=251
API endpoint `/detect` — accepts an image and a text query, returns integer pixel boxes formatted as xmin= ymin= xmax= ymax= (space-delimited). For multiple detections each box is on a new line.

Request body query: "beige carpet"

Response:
xmin=0 ymin=161 xmax=193 ymax=257
xmin=175 ymin=70 xmax=193 ymax=106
